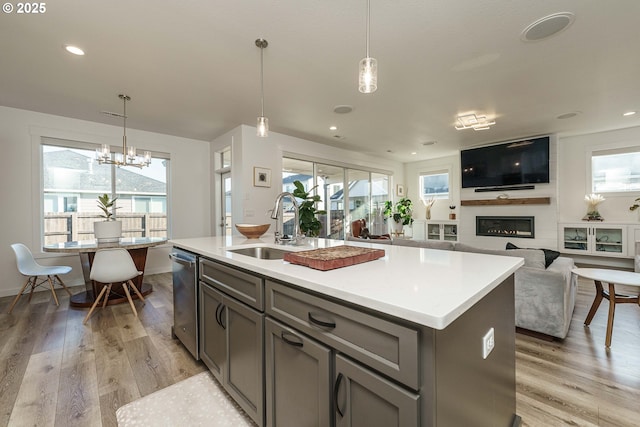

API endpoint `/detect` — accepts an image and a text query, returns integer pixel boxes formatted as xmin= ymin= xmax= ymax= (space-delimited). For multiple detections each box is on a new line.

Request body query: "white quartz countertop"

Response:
xmin=170 ymin=235 xmax=523 ymax=329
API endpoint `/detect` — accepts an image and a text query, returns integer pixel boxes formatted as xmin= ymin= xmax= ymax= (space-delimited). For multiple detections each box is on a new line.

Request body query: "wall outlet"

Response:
xmin=482 ymin=327 xmax=495 ymax=359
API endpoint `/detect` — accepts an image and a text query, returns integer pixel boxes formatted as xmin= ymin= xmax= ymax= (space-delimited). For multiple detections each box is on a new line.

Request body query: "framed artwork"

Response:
xmin=396 ymin=184 xmax=405 ymax=197
xmin=253 ymin=167 xmax=271 ymax=187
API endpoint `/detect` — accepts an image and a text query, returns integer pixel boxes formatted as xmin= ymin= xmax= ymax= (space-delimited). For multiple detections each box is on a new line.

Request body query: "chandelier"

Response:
xmin=96 ymin=94 xmax=151 ymax=168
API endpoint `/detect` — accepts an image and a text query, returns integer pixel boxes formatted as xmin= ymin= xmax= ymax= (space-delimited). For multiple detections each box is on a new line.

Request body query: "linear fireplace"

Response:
xmin=476 ymin=216 xmax=535 ymax=238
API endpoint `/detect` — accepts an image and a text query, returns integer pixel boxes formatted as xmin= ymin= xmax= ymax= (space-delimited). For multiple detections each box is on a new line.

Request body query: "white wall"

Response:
xmin=558 ymin=126 xmax=640 ymax=223
xmin=212 ymin=125 xmax=404 ymax=235
xmin=0 ymin=106 xmax=211 ymax=297
xmin=404 ymin=135 xmax=559 ymax=250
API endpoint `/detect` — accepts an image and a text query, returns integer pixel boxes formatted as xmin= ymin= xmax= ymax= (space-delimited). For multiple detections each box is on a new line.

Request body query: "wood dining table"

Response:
xmin=44 ymin=237 xmax=167 ymax=308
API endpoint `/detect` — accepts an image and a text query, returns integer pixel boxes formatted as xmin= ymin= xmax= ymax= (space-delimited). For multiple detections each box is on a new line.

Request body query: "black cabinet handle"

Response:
xmin=281 ymin=331 xmax=303 ymax=347
xmin=219 ymin=305 xmax=226 ymax=330
xmin=334 ymin=373 xmax=344 ymax=418
xmin=215 ymin=303 xmax=222 ymax=326
xmin=308 ymin=312 xmax=336 ymax=329
xmin=215 ymin=302 xmax=226 ymax=329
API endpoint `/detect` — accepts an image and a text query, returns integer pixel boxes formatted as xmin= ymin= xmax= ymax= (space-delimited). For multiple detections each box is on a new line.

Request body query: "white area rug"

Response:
xmin=116 ymin=371 xmax=255 ymax=426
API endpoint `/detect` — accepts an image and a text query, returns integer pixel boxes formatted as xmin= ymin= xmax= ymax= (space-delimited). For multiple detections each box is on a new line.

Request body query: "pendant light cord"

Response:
xmin=260 ymin=44 xmax=265 ymax=116
xmin=366 ymin=0 xmax=371 ymax=58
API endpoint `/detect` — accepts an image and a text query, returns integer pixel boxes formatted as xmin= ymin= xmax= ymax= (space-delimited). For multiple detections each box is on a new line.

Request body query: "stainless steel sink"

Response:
xmin=227 ymin=246 xmax=291 ymax=260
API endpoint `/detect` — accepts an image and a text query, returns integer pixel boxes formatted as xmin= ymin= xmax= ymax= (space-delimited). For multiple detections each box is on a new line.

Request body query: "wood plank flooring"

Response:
xmin=0 ymin=273 xmax=638 ymax=426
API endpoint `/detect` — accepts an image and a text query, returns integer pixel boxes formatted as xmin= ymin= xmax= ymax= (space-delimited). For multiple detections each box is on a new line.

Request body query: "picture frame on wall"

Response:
xmin=396 ymin=184 xmax=405 ymax=197
xmin=254 ymin=167 xmax=271 ymax=187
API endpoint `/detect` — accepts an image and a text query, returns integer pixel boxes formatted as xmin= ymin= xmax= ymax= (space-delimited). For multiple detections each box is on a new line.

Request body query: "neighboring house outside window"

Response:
xmin=591 ymin=147 xmax=640 ymax=193
xmin=420 ymin=170 xmax=450 ymax=199
xmin=42 ymin=140 xmax=169 ymax=245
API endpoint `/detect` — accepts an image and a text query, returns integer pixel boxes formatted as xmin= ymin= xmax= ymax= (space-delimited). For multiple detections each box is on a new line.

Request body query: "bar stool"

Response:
xmin=9 ymin=243 xmax=72 ymax=313
xmin=83 ymin=248 xmax=145 ymax=324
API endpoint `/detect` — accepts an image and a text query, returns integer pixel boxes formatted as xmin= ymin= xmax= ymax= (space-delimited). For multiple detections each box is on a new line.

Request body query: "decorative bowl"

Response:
xmin=235 ymin=223 xmax=270 ymax=239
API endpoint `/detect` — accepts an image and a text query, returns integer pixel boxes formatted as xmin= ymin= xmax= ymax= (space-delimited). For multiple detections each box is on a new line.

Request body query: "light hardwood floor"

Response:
xmin=0 ymin=273 xmax=638 ymax=426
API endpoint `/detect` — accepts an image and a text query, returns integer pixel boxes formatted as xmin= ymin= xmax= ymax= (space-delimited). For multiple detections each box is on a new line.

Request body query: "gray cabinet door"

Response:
xmin=334 ymin=354 xmax=420 ymax=427
xmin=224 ymin=295 xmax=265 ymax=426
xmin=265 ymin=318 xmax=331 ymax=427
xmin=199 ymin=281 xmax=225 ymax=381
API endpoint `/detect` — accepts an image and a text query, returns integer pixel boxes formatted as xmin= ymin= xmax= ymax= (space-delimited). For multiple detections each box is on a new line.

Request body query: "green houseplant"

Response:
xmin=292 ymin=180 xmax=327 ymax=237
xmin=383 ymin=198 xmax=414 ymax=233
xmin=97 ymin=193 xmax=119 ymax=220
xmin=94 ymin=193 xmax=122 ymax=242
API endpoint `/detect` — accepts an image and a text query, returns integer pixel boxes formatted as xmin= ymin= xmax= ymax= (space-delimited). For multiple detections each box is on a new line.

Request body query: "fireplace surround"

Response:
xmin=476 ymin=216 xmax=535 ymax=238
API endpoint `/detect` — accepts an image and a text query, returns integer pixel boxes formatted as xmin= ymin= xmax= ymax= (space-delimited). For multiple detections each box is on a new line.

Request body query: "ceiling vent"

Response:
xmin=521 ymin=12 xmax=575 ymax=42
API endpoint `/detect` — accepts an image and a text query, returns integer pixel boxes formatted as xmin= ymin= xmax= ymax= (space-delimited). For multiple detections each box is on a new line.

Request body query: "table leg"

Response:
xmin=584 ymin=280 xmax=604 ymax=326
xmin=605 ymin=282 xmax=616 ymax=348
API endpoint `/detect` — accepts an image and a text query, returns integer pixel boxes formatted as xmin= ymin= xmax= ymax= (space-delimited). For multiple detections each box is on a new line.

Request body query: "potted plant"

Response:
xmin=292 ymin=180 xmax=327 ymax=237
xmin=93 ymin=193 xmax=122 ymax=243
xmin=383 ymin=198 xmax=413 ymax=234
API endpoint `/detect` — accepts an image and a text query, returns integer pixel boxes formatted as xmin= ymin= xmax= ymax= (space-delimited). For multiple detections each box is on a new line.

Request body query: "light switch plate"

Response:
xmin=482 ymin=327 xmax=495 ymax=359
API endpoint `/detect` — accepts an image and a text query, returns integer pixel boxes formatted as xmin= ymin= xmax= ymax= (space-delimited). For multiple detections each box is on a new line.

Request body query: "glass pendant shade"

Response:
xmin=257 ymin=116 xmax=269 ymax=137
xmin=359 ymin=57 xmax=378 ymax=93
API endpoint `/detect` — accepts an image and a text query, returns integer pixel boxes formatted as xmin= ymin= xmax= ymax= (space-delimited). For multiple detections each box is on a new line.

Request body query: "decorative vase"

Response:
xmin=425 ymin=207 xmax=431 ymax=220
xmin=449 ymin=213 xmax=456 ymax=220
xmin=94 ymin=220 xmax=122 ymax=243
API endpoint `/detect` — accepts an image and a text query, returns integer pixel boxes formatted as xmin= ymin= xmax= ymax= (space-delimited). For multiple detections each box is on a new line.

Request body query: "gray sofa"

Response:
xmin=349 ymin=236 xmax=577 ymax=339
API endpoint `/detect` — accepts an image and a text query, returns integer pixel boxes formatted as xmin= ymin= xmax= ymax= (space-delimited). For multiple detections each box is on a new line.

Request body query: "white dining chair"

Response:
xmin=83 ymin=248 xmax=145 ymax=324
xmin=9 ymin=243 xmax=72 ymax=314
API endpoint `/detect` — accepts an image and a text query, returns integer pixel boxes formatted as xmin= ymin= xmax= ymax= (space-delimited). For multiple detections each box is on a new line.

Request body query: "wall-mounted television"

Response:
xmin=461 ymin=136 xmax=550 ymax=189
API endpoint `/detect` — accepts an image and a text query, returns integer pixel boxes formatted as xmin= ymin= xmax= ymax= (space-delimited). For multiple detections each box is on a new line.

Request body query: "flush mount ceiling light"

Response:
xmin=455 ymin=114 xmax=495 ymax=131
xmin=521 ymin=12 xmax=575 ymax=42
xmin=255 ymin=38 xmax=269 ymax=137
xmin=96 ymin=94 xmax=151 ymax=168
xmin=358 ymin=0 xmax=377 ymax=93
xmin=623 ymin=111 xmax=637 ymax=116
xmin=63 ymin=44 xmax=85 ymax=55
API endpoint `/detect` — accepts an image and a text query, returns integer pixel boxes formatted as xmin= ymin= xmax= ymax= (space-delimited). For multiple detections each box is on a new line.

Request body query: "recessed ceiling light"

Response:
xmin=623 ymin=111 xmax=636 ymax=116
xmin=422 ymin=141 xmax=437 ymax=146
xmin=521 ymin=12 xmax=575 ymax=42
xmin=333 ymin=105 xmax=353 ymax=114
xmin=329 ymin=125 xmax=338 ymax=131
xmin=64 ymin=45 xmax=85 ymax=55
xmin=410 ymin=152 xmax=417 ymax=155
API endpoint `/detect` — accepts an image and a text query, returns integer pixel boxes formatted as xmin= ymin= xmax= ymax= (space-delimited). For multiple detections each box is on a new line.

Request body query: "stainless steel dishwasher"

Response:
xmin=170 ymin=247 xmax=199 ymax=360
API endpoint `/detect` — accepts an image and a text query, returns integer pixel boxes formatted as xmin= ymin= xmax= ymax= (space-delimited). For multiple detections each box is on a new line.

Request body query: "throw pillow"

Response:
xmin=506 ymin=242 xmax=560 ymax=268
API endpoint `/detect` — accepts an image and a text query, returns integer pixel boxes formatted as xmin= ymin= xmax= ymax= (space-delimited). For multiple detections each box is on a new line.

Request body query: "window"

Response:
xmin=591 ymin=147 xmax=640 ymax=193
xmin=419 ymin=170 xmax=450 ymax=199
xmin=282 ymin=157 xmax=391 ymax=239
xmin=42 ymin=139 xmax=169 ymax=244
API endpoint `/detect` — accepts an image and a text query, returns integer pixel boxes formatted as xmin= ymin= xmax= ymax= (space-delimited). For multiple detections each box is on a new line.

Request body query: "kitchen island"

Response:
xmin=170 ymin=235 xmax=523 ymax=427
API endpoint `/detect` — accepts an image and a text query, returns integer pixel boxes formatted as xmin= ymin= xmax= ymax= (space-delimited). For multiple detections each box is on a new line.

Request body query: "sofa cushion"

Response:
xmin=506 ymin=242 xmax=560 ymax=268
xmin=392 ymin=239 xmax=454 ymax=250
xmin=454 ymin=243 xmax=545 ymax=269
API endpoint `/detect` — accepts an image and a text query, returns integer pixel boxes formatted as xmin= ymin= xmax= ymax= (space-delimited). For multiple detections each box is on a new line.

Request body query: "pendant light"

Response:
xmin=96 ymin=94 xmax=151 ymax=168
xmin=358 ymin=0 xmax=377 ymax=93
xmin=256 ymin=38 xmax=269 ymax=137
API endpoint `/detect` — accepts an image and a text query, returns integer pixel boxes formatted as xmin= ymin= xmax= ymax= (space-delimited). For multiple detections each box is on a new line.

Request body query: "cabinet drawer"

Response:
xmin=266 ymin=280 xmax=419 ymax=390
xmin=200 ymin=258 xmax=264 ymax=311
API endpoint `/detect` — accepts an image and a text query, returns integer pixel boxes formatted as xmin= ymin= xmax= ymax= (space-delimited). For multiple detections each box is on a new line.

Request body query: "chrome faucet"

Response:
xmin=270 ymin=192 xmax=302 ymax=244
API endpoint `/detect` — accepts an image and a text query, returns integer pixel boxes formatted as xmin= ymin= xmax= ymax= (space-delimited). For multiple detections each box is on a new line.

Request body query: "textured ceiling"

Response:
xmin=1 ymin=0 xmax=639 ymax=162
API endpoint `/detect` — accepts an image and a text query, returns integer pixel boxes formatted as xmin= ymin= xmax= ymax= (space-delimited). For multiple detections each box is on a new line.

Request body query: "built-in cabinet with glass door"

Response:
xmin=427 ymin=220 xmax=459 ymax=242
xmin=559 ymin=223 xmax=627 ymax=257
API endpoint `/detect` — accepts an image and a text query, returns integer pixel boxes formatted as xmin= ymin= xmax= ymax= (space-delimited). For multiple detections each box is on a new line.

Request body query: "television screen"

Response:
xmin=461 ymin=136 xmax=550 ymax=189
